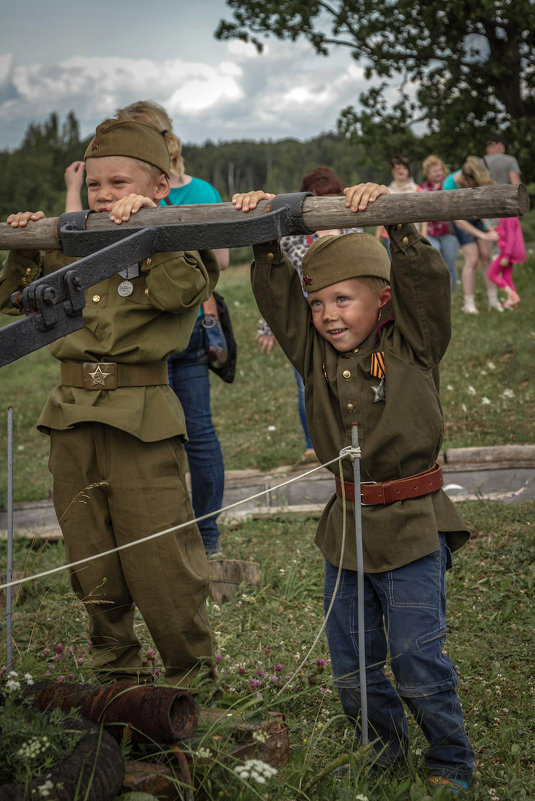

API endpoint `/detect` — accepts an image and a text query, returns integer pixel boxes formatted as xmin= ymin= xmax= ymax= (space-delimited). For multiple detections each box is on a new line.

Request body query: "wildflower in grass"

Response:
xmin=215 ymin=653 xmax=223 ymax=662
xmin=55 ymin=643 xmax=64 ymax=655
xmin=146 ymin=648 xmax=155 ymax=659
xmin=17 ymin=735 xmax=51 ymax=760
xmin=196 ymin=747 xmax=212 ymax=759
xmin=42 ymin=648 xmax=51 ymax=658
xmin=250 ymin=678 xmax=262 ymax=690
xmin=501 ymin=388 xmax=514 ymax=399
xmin=467 ymin=385 xmax=476 ymax=395
xmin=37 ymin=779 xmax=54 ymax=798
xmin=235 ymin=758 xmax=277 ymax=784
xmin=316 ymin=658 xmax=327 ymax=671
xmin=274 ymin=663 xmax=284 ymax=673
xmin=487 ymin=361 xmax=496 ymax=370
xmin=264 ymin=646 xmax=271 ymax=654
xmin=355 ymin=795 xmax=369 ymax=801
xmin=481 ymin=397 xmax=491 ymax=405
xmin=257 ymin=668 xmax=265 ymax=677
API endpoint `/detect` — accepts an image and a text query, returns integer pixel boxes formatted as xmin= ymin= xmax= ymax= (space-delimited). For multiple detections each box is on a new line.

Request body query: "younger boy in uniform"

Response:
xmin=233 ymin=184 xmax=474 ymax=792
xmin=0 ymin=119 xmax=218 ymax=687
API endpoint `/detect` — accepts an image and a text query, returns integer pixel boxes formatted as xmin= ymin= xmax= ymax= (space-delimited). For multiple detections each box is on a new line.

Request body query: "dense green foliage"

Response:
xmin=216 ymin=0 xmax=535 ymax=178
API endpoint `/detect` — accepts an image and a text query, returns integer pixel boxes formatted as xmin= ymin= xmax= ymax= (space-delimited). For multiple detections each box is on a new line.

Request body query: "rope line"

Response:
xmin=1 ymin=451 xmax=354 ymax=592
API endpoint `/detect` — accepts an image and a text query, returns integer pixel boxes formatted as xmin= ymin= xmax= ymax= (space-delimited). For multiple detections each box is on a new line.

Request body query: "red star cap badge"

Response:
xmin=91 ymin=140 xmax=100 ymax=151
xmin=303 ymin=274 xmax=312 ymax=286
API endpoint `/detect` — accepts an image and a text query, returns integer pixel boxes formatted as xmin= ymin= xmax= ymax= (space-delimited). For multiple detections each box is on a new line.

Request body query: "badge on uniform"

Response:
xmin=370 ymin=351 xmax=386 ymax=403
xmin=117 ymin=264 xmax=140 ymax=296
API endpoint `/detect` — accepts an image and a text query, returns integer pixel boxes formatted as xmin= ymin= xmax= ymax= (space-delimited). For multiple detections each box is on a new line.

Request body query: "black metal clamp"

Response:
xmin=1 ymin=194 xmax=314 ymax=368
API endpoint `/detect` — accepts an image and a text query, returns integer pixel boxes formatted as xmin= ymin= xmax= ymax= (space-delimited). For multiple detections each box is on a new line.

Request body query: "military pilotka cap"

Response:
xmin=84 ymin=119 xmax=171 ymax=177
xmin=301 ymin=233 xmax=391 ymax=292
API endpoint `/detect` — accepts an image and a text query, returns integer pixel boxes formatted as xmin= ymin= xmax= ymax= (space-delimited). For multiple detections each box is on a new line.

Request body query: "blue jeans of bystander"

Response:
xmin=294 ymin=367 xmax=313 ymax=450
xmin=168 ymin=317 xmax=224 ymax=554
xmin=323 ymin=535 xmax=474 ymax=782
xmin=426 ymin=233 xmax=460 ymax=291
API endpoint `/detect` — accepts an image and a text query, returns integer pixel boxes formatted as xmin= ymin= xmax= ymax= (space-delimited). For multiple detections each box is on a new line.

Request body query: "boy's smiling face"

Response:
xmin=85 ymin=155 xmax=168 ymax=212
xmin=307 ymin=277 xmax=391 ymax=351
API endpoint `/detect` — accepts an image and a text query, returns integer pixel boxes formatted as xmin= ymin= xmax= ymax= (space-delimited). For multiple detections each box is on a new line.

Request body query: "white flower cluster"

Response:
xmin=235 ymin=758 xmax=278 ymax=784
xmin=4 ymin=670 xmax=34 ymax=693
xmin=17 ymin=735 xmax=51 ymax=760
xmin=37 ymin=778 xmax=55 ymax=798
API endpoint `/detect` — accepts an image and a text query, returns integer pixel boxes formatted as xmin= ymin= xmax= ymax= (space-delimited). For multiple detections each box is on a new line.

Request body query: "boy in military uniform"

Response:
xmin=0 ymin=119 xmax=217 ymax=687
xmin=233 ymin=184 xmax=474 ymax=792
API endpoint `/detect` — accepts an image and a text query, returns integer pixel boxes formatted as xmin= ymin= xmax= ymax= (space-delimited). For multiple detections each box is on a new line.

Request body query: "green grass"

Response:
xmin=1 ymin=251 xmax=534 ymax=506
xmin=1 ymin=501 xmax=534 ymax=799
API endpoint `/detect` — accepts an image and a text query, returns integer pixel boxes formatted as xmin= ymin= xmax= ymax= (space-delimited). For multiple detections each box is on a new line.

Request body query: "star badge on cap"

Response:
xmin=91 ymin=140 xmax=100 ymax=151
xmin=303 ymin=274 xmax=312 ymax=286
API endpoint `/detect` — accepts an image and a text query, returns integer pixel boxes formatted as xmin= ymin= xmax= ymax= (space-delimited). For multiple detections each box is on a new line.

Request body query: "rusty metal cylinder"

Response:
xmin=28 ymin=681 xmax=198 ymax=742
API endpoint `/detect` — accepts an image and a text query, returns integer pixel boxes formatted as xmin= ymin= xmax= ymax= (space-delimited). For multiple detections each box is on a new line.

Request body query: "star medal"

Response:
xmin=370 ymin=351 xmax=386 ymax=403
xmin=117 ymin=280 xmax=134 ymax=297
xmin=372 ymin=377 xmax=386 ymax=403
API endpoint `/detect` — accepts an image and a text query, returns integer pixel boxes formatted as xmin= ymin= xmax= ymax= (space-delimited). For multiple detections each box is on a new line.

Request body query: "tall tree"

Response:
xmin=216 ymin=1 xmax=535 ymax=178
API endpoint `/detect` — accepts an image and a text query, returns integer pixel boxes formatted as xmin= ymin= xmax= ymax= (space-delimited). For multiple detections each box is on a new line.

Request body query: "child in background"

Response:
xmin=487 ymin=216 xmax=525 ymax=308
xmin=233 ymin=183 xmax=474 ymax=793
xmin=0 ymin=119 xmax=217 ymax=688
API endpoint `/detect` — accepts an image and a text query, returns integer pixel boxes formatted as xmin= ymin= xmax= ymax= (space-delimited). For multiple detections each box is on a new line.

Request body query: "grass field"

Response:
xmin=1 ymin=501 xmax=534 ymax=799
xmin=0 ymin=248 xmax=534 ymax=506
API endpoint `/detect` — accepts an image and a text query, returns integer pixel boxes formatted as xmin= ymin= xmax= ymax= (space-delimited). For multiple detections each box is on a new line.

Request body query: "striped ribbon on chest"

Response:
xmin=370 ymin=351 xmax=385 ymax=379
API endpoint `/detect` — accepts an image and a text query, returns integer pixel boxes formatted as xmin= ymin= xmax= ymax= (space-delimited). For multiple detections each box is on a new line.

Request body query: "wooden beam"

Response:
xmin=0 ymin=184 xmax=528 ymax=251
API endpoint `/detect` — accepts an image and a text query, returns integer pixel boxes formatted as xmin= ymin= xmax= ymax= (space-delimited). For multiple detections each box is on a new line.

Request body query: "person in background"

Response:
xmin=255 ymin=166 xmax=363 ymax=462
xmin=443 ymin=157 xmax=499 ymax=314
xmin=419 ymin=155 xmax=459 ymax=290
xmin=482 ymin=134 xmax=521 ymax=185
xmin=64 ymin=100 xmax=229 ymax=558
xmin=487 ymin=216 xmax=525 ymax=309
xmin=376 ymin=156 xmax=418 ymax=255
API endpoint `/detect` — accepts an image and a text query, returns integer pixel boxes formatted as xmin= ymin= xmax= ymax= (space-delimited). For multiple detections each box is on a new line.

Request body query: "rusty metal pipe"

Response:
xmin=28 ymin=681 xmax=198 ymax=743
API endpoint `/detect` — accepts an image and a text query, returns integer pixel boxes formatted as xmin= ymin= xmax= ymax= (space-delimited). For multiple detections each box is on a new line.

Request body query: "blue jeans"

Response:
xmin=168 ymin=317 xmax=224 ymax=554
xmin=427 ymin=233 xmax=459 ymax=291
xmin=324 ymin=536 xmax=474 ymax=781
xmin=294 ymin=368 xmax=313 ymax=450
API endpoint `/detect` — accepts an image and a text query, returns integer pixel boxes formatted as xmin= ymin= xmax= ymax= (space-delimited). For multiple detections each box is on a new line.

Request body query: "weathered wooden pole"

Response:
xmin=0 ymin=185 xmax=528 ymax=251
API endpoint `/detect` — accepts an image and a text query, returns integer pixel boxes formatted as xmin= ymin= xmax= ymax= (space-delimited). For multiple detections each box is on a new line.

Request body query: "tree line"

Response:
xmin=1 ymin=110 xmax=518 ymax=224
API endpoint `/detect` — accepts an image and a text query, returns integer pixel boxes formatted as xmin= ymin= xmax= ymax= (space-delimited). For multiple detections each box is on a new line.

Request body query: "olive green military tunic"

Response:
xmin=251 ymin=223 xmax=469 ymax=574
xmin=0 ymin=248 xmax=219 ymax=439
xmin=0 ymin=246 xmax=220 ymax=685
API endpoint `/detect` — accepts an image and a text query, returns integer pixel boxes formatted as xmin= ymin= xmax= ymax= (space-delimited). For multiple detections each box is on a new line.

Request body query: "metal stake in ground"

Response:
xmin=350 ymin=423 xmax=368 ymax=745
xmin=6 ymin=406 xmax=14 ymax=672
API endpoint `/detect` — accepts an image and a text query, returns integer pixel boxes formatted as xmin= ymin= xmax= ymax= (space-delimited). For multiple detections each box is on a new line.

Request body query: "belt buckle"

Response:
xmin=360 ymin=480 xmax=378 ymax=506
xmin=82 ymin=361 xmax=118 ymax=390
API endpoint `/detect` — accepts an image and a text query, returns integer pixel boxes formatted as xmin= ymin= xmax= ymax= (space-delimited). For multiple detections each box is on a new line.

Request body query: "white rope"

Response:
xmin=275 ymin=449 xmax=350 ymax=696
xmin=0 ymin=450 xmax=355 ymax=592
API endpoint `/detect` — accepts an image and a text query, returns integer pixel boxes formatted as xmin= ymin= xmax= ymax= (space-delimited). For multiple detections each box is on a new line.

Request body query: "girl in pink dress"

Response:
xmin=488 ymin=217 xmax=526 ymax=308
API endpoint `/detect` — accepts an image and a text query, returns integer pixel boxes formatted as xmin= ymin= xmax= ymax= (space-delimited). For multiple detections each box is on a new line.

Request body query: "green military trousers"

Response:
xmin=49 ymin=422 xmax=213 ymax=687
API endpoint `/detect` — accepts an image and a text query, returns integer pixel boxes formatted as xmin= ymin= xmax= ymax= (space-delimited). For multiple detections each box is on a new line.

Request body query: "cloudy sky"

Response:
xmin=0 ymin=0 xmax=371 ymax=151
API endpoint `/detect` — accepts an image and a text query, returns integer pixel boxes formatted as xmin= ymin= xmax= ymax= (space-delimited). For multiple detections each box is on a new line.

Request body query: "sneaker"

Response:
xmin=428 ymin=776 xmax=470 ymax=794
xmin=488 ymin=298 xmax=504 ymax=312
xmin=207 ymin=550 xmax=224 ymax=560
xmin=462 ymin=302 xmax=479 ymax=315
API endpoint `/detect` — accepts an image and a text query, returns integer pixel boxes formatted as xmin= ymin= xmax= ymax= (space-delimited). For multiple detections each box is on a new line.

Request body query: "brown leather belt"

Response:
xmin=335 ymin=463 xmax=443 ymax=505
xmin=60 ymin=361 xmax=168 ymax=390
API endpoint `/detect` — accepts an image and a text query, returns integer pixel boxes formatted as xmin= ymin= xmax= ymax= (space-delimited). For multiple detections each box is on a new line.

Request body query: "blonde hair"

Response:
xmin=422 ymin=154 xmax=448 ymax=179
xmin=115 ymin=100 xmax=184 ymax=182
xmin=457 ymin=156 xmax=495 ymax=188
xmin=358 ymin=276 xmax=390 ymax=294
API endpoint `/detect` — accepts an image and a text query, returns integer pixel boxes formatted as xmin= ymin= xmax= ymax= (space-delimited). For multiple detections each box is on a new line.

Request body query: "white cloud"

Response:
xmin=0 ymin=39 xmax=369 ymax=149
